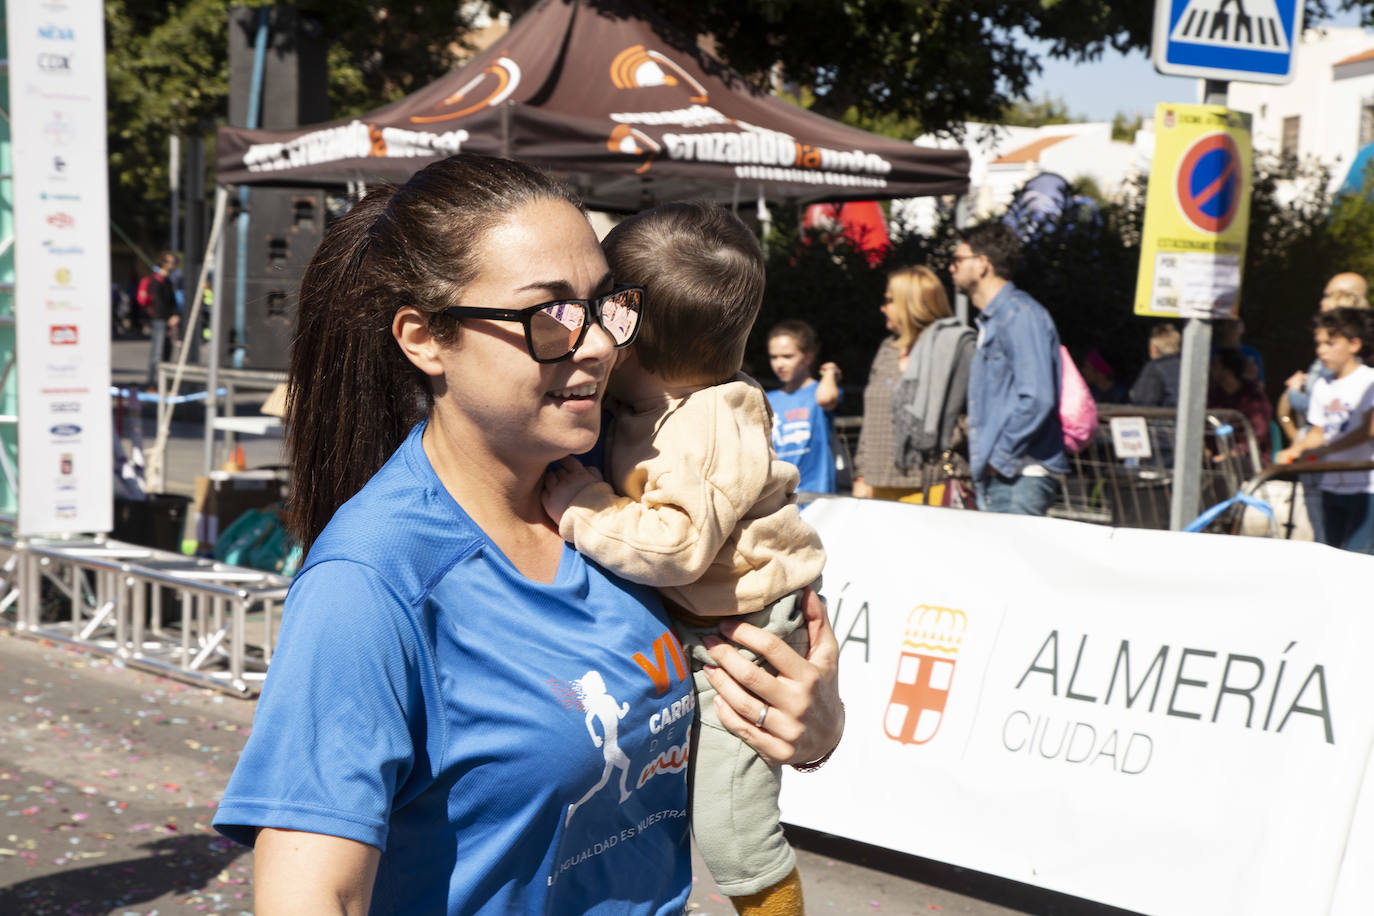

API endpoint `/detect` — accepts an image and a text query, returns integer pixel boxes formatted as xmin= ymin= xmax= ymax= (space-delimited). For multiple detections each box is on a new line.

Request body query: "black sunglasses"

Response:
xmin=441 ymin=285 xmax=644 ymax=363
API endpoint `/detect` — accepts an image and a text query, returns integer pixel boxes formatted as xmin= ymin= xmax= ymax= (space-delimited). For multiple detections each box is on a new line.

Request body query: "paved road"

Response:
xmin=0 ymin=629 xmax=1135 ymax=915
xmin=0 ymin=334 xmax=1137 ymax=914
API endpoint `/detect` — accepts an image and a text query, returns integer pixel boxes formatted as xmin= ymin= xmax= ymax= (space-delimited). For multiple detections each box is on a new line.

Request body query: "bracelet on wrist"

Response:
xmin=791 ymin=745 xmax=836 ymax=773
xmin=791 ymin=701 xmax=843 ymax=773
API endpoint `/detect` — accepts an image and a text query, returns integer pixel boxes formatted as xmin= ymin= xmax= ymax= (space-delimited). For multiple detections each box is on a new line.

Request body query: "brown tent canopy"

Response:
xmin=216 ymin=0 xmax=968 ymax=208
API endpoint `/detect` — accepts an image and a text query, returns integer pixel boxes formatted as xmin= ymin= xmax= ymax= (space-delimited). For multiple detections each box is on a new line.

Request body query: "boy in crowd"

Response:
xmin=1278 ymin=307 xmax=1374 ymax=554
xmin=542 ymin=201 xmax=829 ymax=915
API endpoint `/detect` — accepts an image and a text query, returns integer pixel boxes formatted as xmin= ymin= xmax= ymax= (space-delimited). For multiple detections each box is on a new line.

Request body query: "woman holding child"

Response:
xmin=212 ymin=155 xmax=843 ymax=914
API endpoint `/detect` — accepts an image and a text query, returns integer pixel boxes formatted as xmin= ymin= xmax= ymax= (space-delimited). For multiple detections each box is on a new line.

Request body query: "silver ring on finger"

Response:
xmin=755 ymin=705 xmax=769 ymax=729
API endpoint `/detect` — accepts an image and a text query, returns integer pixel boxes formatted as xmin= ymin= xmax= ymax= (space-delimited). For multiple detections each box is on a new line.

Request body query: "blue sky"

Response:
xmin=1025 ymin=46 xmax=1195 ymax=122
xmin=1024 ymin=9 xmax=1367 ymax=123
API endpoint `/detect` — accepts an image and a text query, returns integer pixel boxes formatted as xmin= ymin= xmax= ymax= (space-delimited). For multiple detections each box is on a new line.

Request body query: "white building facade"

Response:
xmin=892 ymin=121 xmax=1149 ymax=235
xmin=1227 ymin=27 xmax=1374 ymax=191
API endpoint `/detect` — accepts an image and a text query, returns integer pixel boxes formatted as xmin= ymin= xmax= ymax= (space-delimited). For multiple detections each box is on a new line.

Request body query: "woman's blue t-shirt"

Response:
xmin=213 ymin=422 xmax=693 ymax=915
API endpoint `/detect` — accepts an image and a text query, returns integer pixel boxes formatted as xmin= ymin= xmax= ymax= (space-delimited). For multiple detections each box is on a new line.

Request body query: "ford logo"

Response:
xmin=49 ymin=423 xmax=80 ymax=436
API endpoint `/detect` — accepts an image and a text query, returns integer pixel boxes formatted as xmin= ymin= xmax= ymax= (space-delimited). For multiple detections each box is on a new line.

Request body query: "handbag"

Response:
xmin=921 ymin=449 xmax=977 ymax=509
xmin=1059 ymin=345 xmax=1098 ymax=454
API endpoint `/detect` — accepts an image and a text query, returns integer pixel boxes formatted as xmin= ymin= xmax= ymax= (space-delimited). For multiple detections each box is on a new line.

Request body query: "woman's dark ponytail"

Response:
xmin=285 ymin=154 xmax=583 ymax=554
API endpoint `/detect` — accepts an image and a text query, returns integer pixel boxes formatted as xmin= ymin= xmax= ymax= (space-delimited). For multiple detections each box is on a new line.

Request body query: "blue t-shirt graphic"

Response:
xmin=214 ymin=422 xmax=693 ymax=915
xmin=767 ymin=381 xmax=837 ymax=493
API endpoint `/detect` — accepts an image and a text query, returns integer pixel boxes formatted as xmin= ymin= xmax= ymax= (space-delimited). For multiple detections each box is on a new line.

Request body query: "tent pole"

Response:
xmin=755 ymin=185 xmax=770 ymax=259
xmin=234 ymin=7 xmax=270 ymax=370
xmin=730 ymin=181 xmax=740 ymax=213
xmin=501 ymin=101 xmax=512 ymax=159
xmin=147 ymin=185 xmax=230 ymax=493
xmin=953 ymin=194 xmax=971 ymax=325
xmin=205 ymin=189 xmax=228 ymax=478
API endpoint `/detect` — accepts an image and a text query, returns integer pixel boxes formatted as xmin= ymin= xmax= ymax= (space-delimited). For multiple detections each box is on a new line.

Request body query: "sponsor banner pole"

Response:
xmin=0 ymin=0 xmax=18 ymax=519
xmin=9 ymin=2 xmax=113 ymax=535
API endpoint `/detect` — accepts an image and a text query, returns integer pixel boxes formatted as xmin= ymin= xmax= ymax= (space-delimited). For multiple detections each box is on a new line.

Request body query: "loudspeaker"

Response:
xmin=228 ymin=5 xmax=328 ymax=129
xmin=220 ymin=188 xmax=326 ymax=371
xmin=223 ymin=278 xmax=298 ymax=371
xmin=224 ymin=6 xmax=329 ymax=370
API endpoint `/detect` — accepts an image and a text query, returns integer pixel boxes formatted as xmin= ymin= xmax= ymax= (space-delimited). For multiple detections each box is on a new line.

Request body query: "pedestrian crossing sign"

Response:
xmin=1153 ymin=0 xmax=1304 ymax=84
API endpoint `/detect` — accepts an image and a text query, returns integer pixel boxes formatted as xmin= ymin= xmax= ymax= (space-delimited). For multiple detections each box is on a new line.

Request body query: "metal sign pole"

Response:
xmin=953 ymin=195 xmax=971 ymax=325
xmin=1168 ymin=78 xmax=1229 ymax=530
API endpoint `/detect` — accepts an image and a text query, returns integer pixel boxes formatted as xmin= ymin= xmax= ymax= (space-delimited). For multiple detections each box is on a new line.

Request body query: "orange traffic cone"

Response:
xmin=221 ymin=444 xmax=246 ymax=473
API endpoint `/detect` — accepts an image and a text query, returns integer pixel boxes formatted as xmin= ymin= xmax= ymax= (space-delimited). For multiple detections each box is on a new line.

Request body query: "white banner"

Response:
xmin=781 ymin=499 xmax=1374 ymax=916
xmin=10 ymin=1 xmax=113 ymax=535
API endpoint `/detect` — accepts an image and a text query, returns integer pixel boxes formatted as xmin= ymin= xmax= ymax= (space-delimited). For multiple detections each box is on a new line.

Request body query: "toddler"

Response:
xmin=542 ymin=201 xmax=827 ymax=915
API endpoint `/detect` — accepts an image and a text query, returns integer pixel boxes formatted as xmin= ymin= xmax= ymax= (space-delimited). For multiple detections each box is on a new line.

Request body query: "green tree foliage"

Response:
xmin=1111 ymin=112 xmax=1143 ymax=143
xmin=109 ymin=0 xmax=1366 ymax=248
xmin=614 ymin=1 xmax=1351 ymax=134
xmin=623 ymin=0 xmax=1131 ymax=134
xmin=1239 ymin=156 xmax=1343 ymax=392
xmin=1001 ymin=96 xmax=1078 ymax=128
xmin=1325 ymin=162 xmax=1374 ymax=280
xmin=105 ymin=0 xmax=484 ymax=247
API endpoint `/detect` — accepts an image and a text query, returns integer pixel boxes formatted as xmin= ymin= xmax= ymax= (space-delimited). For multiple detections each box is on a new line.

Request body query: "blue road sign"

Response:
xmin=1152 ymin=0 xmax=1304 ymax=84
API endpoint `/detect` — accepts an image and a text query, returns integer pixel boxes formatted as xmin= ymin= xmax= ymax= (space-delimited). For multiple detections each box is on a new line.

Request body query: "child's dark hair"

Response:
xmin=602 ymin=201 xmax=764 ymax=384
xmin=1213 ymin=347 xmax=1250 ymax=381
xmin=286 ymin=154 xmax=582 ymax=553
xmin=1315 ymin=307 xmax=1372 ymax=356
xmin=768 ymin=320 xmax=819 ymax=357
xmin=957 ymin=219 xmax=1022 ymax=280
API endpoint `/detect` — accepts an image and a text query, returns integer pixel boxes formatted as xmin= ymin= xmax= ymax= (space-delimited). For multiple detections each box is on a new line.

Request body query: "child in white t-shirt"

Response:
xmin=1278 ymin=307 xmax=1374 ymax=553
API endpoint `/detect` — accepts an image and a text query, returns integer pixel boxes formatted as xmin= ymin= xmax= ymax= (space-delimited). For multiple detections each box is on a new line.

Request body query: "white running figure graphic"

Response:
xmin=565 ymin=670 xmax=633 ymax=826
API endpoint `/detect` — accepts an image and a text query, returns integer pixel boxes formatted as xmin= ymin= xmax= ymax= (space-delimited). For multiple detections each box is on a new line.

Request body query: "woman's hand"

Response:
xmin=701 ymin=588 xmax=844 ymax=767
xmin=851 ymin=478 xmax=873 ymax=499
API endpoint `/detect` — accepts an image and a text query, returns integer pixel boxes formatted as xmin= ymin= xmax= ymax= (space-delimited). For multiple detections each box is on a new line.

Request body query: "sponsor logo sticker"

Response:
xmin=49 ymin=325 xmax=78 ymax=345
xmin=38 ymin=52 xmax=72 ymax=73
xmin=38 ymin=23 xmax=75 ymax=41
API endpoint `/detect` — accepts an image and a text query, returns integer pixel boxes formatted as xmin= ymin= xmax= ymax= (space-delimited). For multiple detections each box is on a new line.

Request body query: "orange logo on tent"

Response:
xmin=607 ymin=124 xmax=660 ymax=174
xmin=884 ymin=605 xmax=967 ymax=746
xmin=368 ymin=124 xmax=387 ymax=157
xmin=410 ymin=56 xmax=521 ymax=125
xmin=609 ymin=45 xmax=708 ymax=104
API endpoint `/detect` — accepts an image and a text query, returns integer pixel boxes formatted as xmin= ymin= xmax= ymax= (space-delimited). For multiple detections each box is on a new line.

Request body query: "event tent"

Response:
xmin=215 ymin=0 xmax=969 ymax=208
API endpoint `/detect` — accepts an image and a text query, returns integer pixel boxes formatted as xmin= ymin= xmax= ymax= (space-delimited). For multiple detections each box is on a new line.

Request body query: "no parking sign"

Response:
xmin=1134 ymin=103 xmax=1252 ymax=319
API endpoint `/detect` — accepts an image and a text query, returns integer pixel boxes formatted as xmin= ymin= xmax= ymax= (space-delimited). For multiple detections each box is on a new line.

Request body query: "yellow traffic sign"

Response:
xmin=1134 ymin=103 xmax=1252 ymax=319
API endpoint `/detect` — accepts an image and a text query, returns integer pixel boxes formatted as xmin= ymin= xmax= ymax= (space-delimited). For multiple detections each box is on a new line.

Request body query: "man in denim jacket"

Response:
xmin=950 ymin=221 xmax=1068 ymax=516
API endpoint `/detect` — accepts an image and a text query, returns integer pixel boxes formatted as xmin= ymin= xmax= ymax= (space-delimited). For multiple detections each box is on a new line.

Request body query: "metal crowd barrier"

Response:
xmin=0 ymin=533 xmax=290 ymax=696
xmin=1237 ymin=460 xmax=1374 ymax=540
xmin=830 ymin=406 xmax=1266 ymax=532
xmin=1051 ymin=405 xmax=1264 ymax=531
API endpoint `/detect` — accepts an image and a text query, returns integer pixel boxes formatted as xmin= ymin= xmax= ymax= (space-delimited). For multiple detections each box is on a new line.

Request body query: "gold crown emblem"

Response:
xmin=901 ymin=605 xmax=967 ymax=655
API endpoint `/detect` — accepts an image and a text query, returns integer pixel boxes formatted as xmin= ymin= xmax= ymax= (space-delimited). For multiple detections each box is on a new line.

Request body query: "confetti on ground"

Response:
xmin=0 ymin=631 xmax=256 ymax=913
